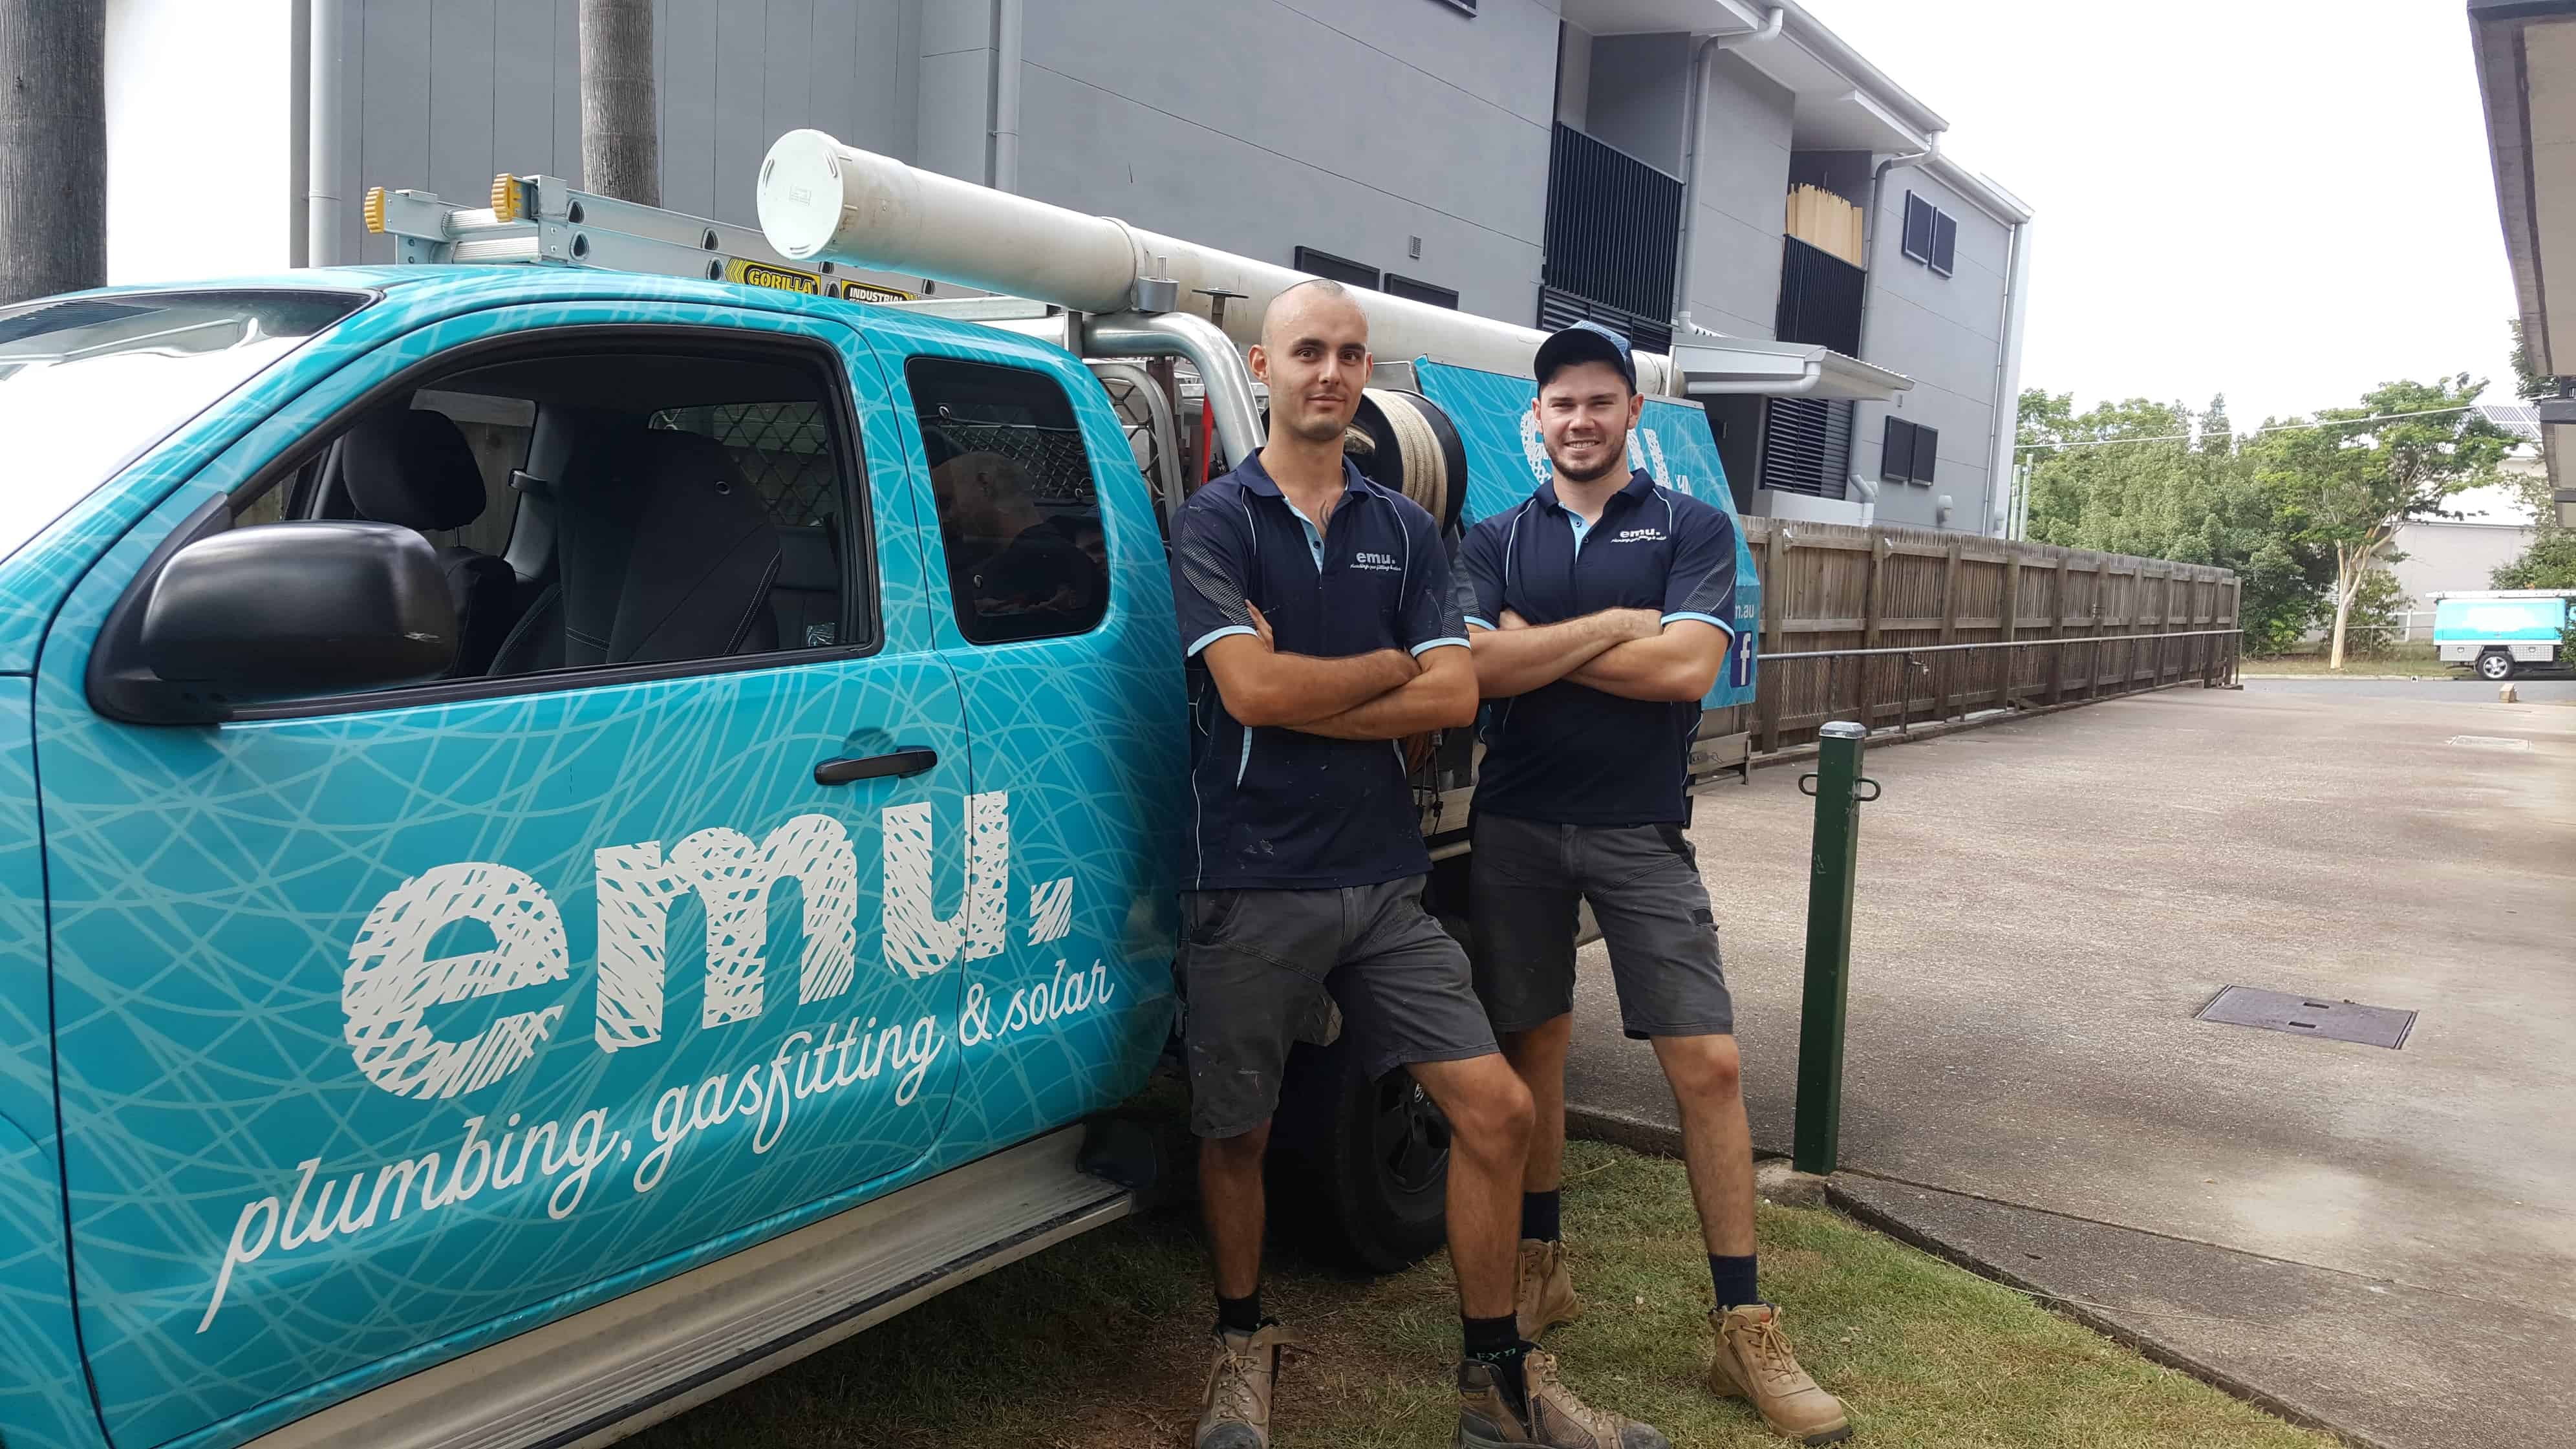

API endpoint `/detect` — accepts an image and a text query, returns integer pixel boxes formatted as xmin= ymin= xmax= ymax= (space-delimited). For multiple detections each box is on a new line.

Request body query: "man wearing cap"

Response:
xmin=1456 ymin=321 xmax=1851 ymax=1444
xmin=1172 ymin=283 xmax=1669 ymax=1449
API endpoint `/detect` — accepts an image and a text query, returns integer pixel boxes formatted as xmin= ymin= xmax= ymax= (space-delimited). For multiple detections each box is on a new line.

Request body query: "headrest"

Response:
xmin=341 ymin=407 xmax=488 ymax=532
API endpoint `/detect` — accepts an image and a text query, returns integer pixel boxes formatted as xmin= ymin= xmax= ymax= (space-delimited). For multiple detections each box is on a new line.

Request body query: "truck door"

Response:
xmin=864 ymin=323 xmax=1188 ymax=1149
xmin=34 ymin=301 xmax=973 ymax=1448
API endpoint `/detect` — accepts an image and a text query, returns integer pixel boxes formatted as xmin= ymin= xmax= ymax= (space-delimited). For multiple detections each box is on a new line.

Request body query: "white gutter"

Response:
xmin=1772 ymin=2 xmax=1946 ymax=139
xmin=1671 ymin=338 xmax=1913 ymax=400
xmin=1923 ymin=151 xmax=2032 ymax=228
xmin=988 ymin=0 xmax=1023 ymax=193
xmin=306 ymin=0 xmax=341 ymax=266
xmin=1669 ymin=6 xmax=1783 ymax=330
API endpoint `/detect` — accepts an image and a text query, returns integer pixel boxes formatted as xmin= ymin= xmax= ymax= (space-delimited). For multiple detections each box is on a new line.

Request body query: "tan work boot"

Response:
xmin=1197 ymin=1323 xmax=1296 ymax=1449
xmin=1456 ymin=1349 xmax=1670 ymax=1448
xmin=1707 ymin=1304 xmax=1851 ymax=1444
xmin=1515 ymin=1239 xmax=1582 ymax=1340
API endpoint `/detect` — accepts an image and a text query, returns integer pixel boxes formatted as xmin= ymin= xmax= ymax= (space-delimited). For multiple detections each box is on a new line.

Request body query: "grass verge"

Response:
xmin=628 ymin=1140 xmax=2334 ymax=1448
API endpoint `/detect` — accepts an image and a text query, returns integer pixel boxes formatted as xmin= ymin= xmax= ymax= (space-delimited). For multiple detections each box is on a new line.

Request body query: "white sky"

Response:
xmin=1804 ymin=0 xmax=2519 ymax=429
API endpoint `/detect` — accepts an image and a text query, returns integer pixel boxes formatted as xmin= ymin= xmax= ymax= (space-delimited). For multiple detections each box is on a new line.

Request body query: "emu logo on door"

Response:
xmin=341 ymin=794 xmax=1062 ymax=1100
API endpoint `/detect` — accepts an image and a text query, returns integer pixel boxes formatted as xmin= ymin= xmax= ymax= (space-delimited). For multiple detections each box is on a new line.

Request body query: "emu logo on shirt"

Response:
xmin=1352 ymin=550 xmax=1401 ymax=572
xmin=1611 ymin=528 xmax=1666 ymax=544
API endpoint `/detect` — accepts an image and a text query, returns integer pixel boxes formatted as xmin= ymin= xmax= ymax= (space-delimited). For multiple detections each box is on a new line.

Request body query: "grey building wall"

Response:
xmin=329 ymin=0 xmax=1559 ymax=328
xmin=1678 ymin=50 xmax=1791 ymax=341
xmin=1013 ymin=0 xmax=1560 ymax=325
xmin=1852 ymin=167 xmax=2015 ymax=533
xmin=1583 ymin=34 xmax=1689 ymax=178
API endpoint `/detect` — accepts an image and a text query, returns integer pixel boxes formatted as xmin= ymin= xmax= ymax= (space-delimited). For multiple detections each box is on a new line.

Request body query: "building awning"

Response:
xmin=1668 ymin=336 xmax=1913 ymax=402
xmin=2470 ymin=0 xmax=2576 ymax=522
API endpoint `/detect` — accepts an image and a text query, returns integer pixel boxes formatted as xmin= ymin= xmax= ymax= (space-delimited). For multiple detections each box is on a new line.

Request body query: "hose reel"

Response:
xmin=1345 ymin=389 xmax=1468 ymax=535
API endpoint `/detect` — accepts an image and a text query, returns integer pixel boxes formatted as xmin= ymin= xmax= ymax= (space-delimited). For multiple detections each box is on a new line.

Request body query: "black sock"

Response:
xmin=1519 ymin=1189 xmax=1562 ymax=1243
xmin=1217 ymin=1289 xmax=1263 ymax=1336
xmin=1463 ymin=1313 xmax=1530 ymax=1402
xmin=1710 ymin=1253 xmax=1759 ymax=1311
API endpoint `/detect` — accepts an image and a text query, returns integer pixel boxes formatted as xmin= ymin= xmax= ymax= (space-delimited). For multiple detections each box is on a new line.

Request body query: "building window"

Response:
xmin=1760 ymin=397 xmax=1854 ymax=500
xmin=1384 ymin=274 xmax=1460 ymax=309
xmin=1293 ymin=246 xmax=1380 ymax=290
xmin=1901 ymin=193 xmax=1958 ymax=277
xmin=1882 ymin=416 xmax=1938 ymax=486
xmin=1538 ymin=286 xmax=1671 ymax=355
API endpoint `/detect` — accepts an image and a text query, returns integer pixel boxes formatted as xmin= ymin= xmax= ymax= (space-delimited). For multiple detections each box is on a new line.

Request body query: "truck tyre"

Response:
xmin=2478 ymin=650 xmax=2516 ymax=681
xmin=1267 ymin=1033 xmax=1451 ymax=1272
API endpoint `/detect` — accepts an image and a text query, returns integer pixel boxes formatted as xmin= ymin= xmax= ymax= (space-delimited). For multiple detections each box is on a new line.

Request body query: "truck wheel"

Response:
xmin=1267 ymin=1033 xmax=1451 ymax=1273
xmin=2478 ymin=650 xmax=2516 ymax=681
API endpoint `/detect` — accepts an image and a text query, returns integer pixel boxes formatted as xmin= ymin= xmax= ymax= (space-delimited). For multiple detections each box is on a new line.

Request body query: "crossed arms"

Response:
xmin=1199 ymin=605 xmax=1477 ymax=739
xmin=1199 ymin=601 xmax=1720 ymax=740
xmin=1465 ymin=608 xmax=1730 ymax=703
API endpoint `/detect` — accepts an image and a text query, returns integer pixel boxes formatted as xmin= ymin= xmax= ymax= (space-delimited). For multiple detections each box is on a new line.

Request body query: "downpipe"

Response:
xmin=306 ymin=0 xmax=341 ymax=265
xmin=988 ymin=0 xmax=1022 ymax=193
xmin=1670 ymin=8 xmax=1784 ymax=331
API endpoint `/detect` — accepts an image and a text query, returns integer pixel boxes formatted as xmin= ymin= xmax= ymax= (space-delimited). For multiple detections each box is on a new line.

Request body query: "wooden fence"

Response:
xmin=1708 ymin=519 xmax=2242 ymax=757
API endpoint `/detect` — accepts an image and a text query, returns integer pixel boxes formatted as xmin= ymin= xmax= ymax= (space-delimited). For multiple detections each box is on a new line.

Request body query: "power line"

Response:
xmin=2014 ymin=404 xmax=2478 ymax=453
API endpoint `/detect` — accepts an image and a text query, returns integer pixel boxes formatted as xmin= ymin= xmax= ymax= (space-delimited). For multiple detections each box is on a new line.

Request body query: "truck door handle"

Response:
xmin=813 ymin=747 xmax=939 ymax=786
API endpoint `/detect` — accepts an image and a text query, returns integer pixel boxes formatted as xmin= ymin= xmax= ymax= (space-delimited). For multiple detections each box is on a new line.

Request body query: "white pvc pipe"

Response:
xmin=757 ymin=130 xmax=1681 ymax=394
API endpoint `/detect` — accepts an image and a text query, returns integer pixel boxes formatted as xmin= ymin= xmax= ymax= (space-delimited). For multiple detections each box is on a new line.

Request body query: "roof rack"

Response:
xmin=361 ymin=173 xmax=935 ymax=305
xmin=359 ymin=171 xmax=1261 ymax=468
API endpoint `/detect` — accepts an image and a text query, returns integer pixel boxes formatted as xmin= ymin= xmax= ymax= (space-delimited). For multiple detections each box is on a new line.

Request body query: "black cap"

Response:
xmin=1534 ymin=320 xmax=1636 ymax=392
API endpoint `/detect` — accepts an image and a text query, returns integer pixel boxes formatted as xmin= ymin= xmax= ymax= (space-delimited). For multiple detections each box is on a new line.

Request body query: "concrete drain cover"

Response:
xmin=2196 ymin=987 xmax=2416 ymax=1049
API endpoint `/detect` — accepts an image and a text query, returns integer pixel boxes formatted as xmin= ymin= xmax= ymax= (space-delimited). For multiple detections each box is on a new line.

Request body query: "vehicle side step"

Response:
xmin=248 ymin=1128 xmax=1132 ymax=1449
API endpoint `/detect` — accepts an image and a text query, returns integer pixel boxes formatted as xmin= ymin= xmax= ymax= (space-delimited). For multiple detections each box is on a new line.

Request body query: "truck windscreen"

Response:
xmin=0 ymin=290 xmax=367 ymax=567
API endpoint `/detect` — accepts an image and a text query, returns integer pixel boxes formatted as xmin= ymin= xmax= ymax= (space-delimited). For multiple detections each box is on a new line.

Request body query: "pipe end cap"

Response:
xmin=757 ymin=130 xmax=848 ymax=261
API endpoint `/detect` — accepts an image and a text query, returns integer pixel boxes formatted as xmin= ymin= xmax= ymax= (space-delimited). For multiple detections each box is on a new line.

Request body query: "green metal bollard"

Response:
xmin=1794 ymin=721 xmax=1879 ymax=1176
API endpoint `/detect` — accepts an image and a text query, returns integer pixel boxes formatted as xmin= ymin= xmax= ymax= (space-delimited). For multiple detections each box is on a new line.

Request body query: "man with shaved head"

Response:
xmin=1169 ymin=279 xmax=1667 ymax=1449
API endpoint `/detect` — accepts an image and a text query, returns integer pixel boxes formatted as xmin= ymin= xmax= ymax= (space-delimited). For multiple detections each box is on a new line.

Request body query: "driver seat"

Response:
xmin=338 ymin=407 xmax=518 ymax=678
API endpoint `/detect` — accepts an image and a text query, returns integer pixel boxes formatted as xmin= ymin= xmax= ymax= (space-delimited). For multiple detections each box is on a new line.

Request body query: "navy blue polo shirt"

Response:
xmin=1456 ymin=468 xmax=1738 ymax=826
xmin=1170 ymin=454 xmax=1468 ymax=890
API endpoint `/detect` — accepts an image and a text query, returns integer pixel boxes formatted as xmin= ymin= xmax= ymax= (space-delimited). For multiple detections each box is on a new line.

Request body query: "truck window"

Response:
xmin=237 ymin=339 xmax=871 ymax=691
xmin=905 ymin=356 xmax=1110 ymax=645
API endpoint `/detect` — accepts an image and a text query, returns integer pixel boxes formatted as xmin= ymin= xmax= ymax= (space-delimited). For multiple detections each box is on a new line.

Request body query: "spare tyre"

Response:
xmin=1265 ymin=1030 xmax=1451 ymax=1273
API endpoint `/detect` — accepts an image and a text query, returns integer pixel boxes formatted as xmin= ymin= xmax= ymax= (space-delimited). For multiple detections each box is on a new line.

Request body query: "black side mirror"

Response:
xmin=91 ymin=519 xmax=457 ymax=723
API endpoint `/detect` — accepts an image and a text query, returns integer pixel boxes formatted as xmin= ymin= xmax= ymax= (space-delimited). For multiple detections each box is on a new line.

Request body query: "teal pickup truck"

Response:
xmin=0 ymin=177 xmax=1757 ymax=1449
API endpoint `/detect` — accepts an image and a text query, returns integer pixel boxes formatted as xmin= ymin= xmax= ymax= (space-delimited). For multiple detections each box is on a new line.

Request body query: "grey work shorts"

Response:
xmin=1468 ymin=813 xmax=1735 ymax=1040
xmin=1177 ymin=875 xmax=1499 ymax=1139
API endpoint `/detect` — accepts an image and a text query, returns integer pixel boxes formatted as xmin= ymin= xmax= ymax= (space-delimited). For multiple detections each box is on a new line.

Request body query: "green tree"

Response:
xmin=2509 ymin=318 xmax=2555 ymax=402
xmin=2255 ymin=378 xmax=2514 ymax=671
xmin=2487 ymin=404 xmax=2576 ymax=591
xmin=2016 ymin=390 xmax=2327 ymax=651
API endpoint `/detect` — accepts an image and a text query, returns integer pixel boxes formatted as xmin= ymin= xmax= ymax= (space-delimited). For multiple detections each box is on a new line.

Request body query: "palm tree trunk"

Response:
xmin=0 ymin=0 xmax=106 ymax=306
xmin=579 ymin=0 xmax=658 ymax=204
